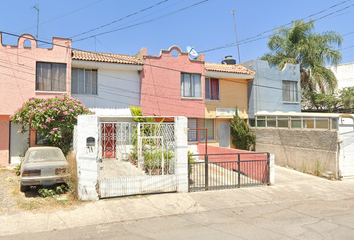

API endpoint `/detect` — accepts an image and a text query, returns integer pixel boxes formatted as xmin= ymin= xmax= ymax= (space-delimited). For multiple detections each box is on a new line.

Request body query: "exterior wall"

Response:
xmin=0 ymin=33 xmax=72 ymax=115
xmin=0 ymin=33 xmax=71 ymax=166
xmin=251 ymin=128 xmax=339 ymax=178
xmin=243 ymin=59 xmax=301 ymax=118
xmin=328 ymin=62 xmax=354 ymax=90
xmin=141 ymin=46 xmax=205 ymax=118
xmin=205 ymin=78 xmax=249 ymax=119
xmin=0 ymin=116 xmax=10 ymax=166
xmin=71 ymin=60 xmax=141 ymax=109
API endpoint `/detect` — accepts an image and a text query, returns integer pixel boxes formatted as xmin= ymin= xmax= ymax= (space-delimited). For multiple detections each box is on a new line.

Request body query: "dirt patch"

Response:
xmin=0 ymin=168 xmax=82 ymax=214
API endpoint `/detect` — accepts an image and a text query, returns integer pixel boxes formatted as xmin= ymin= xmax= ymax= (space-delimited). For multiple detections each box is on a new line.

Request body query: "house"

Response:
xmin=71 ymin=50 xmax=143 ymax=112
xmin=204 ymin=57 xmax=255 ymax=148
xmin=139 ymin=46 xmax=256 ymax=149
xmin=242 ymin=59 xmax=301 ymax=122
xmin=0 ymin=33 xmax=72 ymax=166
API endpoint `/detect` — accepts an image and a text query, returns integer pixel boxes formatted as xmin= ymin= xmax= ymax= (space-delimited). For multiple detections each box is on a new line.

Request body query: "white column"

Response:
xmin=269 ymin=153 xmax=275 ymax=185
xmin=174 ymin=116 xmax=188 ymax=192
xmin=77 ymin=115 xmax=99 ymax=201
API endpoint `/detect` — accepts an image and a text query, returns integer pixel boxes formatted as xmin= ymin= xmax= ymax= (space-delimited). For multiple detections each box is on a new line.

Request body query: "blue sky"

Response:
xmin=1 ymin=0 xmax=353 ymax=64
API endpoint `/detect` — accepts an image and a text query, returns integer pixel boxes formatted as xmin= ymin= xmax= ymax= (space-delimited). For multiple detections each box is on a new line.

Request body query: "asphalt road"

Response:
xmin=3 ymin=166 xmax=354 ymax=240
xmin=4 ymin=197 xmax=354 ymax=240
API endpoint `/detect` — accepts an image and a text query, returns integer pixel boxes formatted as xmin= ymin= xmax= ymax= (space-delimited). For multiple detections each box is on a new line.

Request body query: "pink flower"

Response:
xmin=63 ymin=111 xmax=68 ymax=115
xmin=73 ymin=106 xmax=78 ymax=110
xmin=58 ymin=101 xmax=62 ymax=104
xmin=39 ymin=109 xmax=44 ymax=113
xmin=53 ymin=108 xmax=58 ymax=112
xmin=9 ymin=115 xmax=13 ymax=119
xmin=69 ymin=109 xmax=73 ymax=112
xmin=19 ymin=128 xmax=23 ymax=133
xmin=30 ymin=100 xmax=35 ymax=104
xmin=49 ymin=131 xmax=55 ymax=134
xmin=60 ymin=106 xmax=66 ymax=111
xmin=28 ymin=119 xmax=32 ymax=122
xmin=46 ymin=117 xmax=53 ymax=123
xmin=58 ymin=127 xmax=61 ymax=130
xmin=17 ymin=117 xmax=22 ymax=121
xmin=53 ymin=128 xmax=58 ymax=131
xmin=42 ymin=125 xmax=48 ymax=129
xmin=62 ymin=119 xmax=65 ymax=122
xmin=53 ymin=101 xmax=57 ymax=104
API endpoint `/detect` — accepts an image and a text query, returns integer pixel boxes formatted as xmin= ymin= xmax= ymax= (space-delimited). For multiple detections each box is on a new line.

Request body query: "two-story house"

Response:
xmin=0 ymin=33 xmax=71 ymax=166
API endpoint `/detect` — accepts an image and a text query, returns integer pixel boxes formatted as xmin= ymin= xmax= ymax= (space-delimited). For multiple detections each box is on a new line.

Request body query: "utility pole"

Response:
xmin=232 ymin=9 xmax=241 ymax=64
xmin=33 ymin=0 xmax=39 ymax=39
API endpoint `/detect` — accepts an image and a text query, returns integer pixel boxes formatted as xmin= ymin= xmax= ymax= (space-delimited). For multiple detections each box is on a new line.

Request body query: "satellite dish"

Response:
xmin=186 ymin=46 xmax=199 ymax=59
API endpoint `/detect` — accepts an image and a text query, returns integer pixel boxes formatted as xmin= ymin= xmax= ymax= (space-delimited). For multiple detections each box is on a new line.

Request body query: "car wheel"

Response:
xmin=20 ymin=184 xmax=27 ymax=192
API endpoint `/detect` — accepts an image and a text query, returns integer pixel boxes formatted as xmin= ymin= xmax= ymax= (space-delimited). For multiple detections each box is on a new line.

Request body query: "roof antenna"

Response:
xmin=33 ymin=0 xmax=39 ymax=39
xmin=232 ymin=9 xmax=241 ymax=64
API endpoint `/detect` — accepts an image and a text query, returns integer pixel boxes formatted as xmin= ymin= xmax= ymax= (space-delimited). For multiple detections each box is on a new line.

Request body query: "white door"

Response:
xmin=218 ymin=122 xmax=230 ymax=148
xmin=10 ymin=123 xmax=29 ymax=164
xmin=339 ymin=118 xmax=354 ymax=178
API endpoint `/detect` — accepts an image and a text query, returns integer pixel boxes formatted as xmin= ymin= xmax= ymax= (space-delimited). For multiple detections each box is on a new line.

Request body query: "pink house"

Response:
xmin=0 ymin=33 xmax=71 ymax=166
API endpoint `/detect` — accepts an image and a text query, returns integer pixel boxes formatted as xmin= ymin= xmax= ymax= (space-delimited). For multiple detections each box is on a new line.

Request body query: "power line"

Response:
xmin=73 ymin=0 xmax=211 ymax=42
xmin=70 ymin=0 xmax=168 ymax=39
xmin=200 ymin=0 xmax=354 ymax=53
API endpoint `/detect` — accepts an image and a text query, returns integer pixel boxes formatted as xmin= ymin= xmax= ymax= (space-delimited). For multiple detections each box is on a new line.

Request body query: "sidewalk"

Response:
xmin=1 ymin=166 xmax=354 ymax=237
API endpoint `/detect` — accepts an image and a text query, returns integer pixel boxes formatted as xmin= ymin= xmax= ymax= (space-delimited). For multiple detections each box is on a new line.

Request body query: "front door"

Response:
xmin=218 ymin=122 xmax=230 ymax=148
xmin=10 ymin=123 xmax=29 ymax=164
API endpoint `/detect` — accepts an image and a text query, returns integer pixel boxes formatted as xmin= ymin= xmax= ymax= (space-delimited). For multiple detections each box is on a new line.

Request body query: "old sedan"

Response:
xmin=20 ymin=147 xmax=69 ymax=192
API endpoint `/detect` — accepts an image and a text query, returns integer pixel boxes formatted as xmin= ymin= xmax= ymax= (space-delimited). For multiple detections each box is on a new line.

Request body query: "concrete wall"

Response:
xmin=328 ymin=62 xmax=354 ymax=90
xmin=71 ymin=60 xmax=141 ymax=109
xmin=243 ymin=59 xmax=301 ymax=118
xmin=252 ymin=128 xmax=339 ymax=178
xmin=141 ymin=46 xmax=205 ymax=118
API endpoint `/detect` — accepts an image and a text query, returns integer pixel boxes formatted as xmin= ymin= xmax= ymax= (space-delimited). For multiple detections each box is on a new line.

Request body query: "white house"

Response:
xmin=328 ymin=62 xmax=354 ymax=90
xmin=71 ymin=50 xmax=143 ymax=111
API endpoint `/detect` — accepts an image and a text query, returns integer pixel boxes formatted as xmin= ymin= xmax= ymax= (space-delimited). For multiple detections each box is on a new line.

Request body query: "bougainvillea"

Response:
xmin=10 ymin=94 xmax=93 ymax=154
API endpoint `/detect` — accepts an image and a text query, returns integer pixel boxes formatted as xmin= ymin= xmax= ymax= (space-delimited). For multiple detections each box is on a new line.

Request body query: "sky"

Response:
xmin=0 ymin=0 xmax=353 ymax=65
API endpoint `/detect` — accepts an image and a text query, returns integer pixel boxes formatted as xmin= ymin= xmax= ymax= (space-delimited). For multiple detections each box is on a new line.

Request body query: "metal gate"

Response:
xmin=188 ymin=152 xmax=270 ymax=192
xmin=98 ymin=122 xmax=177 ymax=198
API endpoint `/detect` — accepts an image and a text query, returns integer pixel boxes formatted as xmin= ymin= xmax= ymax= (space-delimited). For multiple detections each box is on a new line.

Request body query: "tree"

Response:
xmin=230 ymin=108 xmax=255 ymax=150
xmin=261 ymin=20 xmax=342 ymax=94
xmin=10 ymin=94 xmax=92 ymax=154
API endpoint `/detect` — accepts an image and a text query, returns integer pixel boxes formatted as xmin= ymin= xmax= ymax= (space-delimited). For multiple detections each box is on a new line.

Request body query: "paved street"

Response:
xmin=2 ymin=166 xmax=354 ymax=239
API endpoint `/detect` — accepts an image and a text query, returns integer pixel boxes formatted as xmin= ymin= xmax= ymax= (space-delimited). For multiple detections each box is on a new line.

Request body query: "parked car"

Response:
xmin=20 ymin=147 xmax=69 ymax=192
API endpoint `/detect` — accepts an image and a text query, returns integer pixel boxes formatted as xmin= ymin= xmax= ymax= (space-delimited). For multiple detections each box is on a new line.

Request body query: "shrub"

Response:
xmin=64 ymin=151 xmax=79 ymax=200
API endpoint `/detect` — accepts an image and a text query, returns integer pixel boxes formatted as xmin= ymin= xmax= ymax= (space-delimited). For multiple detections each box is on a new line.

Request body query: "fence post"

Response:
xmin=188 ymin=155 xmax=190 ymax=192
xmin=205 ymin=154 xmax=209 ymax=191
xmin=238 ymin=153 xmax=241 ymax=188
xmin=268 ymin=153 xmax=275 ymax=185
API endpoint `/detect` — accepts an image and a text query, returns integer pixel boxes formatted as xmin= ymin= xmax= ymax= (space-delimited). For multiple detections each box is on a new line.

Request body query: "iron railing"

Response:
xmin=188 ymin=152 xmax=270 ymax=192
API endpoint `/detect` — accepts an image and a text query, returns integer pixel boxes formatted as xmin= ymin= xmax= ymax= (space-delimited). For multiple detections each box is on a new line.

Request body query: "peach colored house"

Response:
xmin=203 ymin=62 xmax=255 ymax=148
xmin=0 ymin=33 xmax=71 ymax=166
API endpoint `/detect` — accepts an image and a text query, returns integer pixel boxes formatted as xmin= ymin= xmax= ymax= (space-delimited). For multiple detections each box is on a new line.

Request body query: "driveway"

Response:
xmin=2 ymin=166 xmax=354 ymax=239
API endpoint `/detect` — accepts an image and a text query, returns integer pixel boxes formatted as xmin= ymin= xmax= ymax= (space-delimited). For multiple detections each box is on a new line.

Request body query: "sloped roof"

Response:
xmin=72 ymin=50 xmax=143 ymax=65
xmin=205 ymin=62 xmax=255 ymax=75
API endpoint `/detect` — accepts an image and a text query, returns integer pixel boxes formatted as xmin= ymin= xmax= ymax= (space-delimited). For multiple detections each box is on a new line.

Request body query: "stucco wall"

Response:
xmin=141 ymin=46 xmax=205 ymax=118
xmin=328 ymin=62 xmax=354 ymax=90
xmin=71 ymin=60 xmax=141 ymax=109
xmin=204 ymin=78 xmax=248 ymax=119
xmin=0 ymin=33 xmax=72 ymax=115
xmin=251 ymin=128 xmax=339 ymax=177
xmin=243 ymin=59 xmax=301 ymax=118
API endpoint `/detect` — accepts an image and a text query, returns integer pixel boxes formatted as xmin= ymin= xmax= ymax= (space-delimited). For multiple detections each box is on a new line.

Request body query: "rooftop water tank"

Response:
xmin=221 ymin=55 xmax=236 ymax=65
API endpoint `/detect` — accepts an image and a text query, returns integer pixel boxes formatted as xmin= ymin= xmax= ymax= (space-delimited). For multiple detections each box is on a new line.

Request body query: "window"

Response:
xmin=282 ymin=81 xmax=298 ymax=102
xmin=188 ymin=118 xmax=198 ymax=142
xmin=200 ymin=119 xmax=215 ymax=140
xmin=181 ymin=73 xmax=202 ymax=98
xmin=71 ymin=68 xmax=97 ymax=95
xmin=36 ymin=62 xmax=66 ymax=91
xmin=205 ymin=78 xmax=219 ymax=100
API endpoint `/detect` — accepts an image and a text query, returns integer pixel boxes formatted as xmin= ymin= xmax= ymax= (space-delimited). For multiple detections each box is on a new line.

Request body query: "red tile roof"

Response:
xmin=72 ymin=50 xmax=142 ymax=65
xmin=205 ymin=62 xmax=255 ymax=75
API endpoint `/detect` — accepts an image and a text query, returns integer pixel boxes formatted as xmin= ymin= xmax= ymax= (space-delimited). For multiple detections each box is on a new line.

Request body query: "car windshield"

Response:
xmin=25 ymin=148 xmax=65 ymax=163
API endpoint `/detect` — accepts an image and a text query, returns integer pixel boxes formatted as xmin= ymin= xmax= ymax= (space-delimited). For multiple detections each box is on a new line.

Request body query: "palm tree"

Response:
xmin=261 ymin=20 xmax=342 ymax=93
